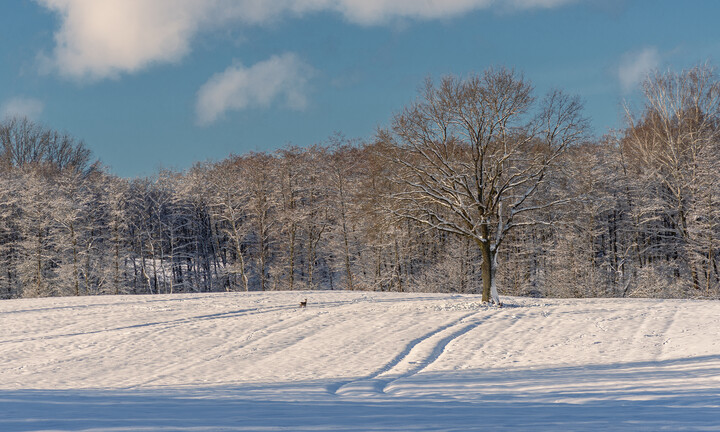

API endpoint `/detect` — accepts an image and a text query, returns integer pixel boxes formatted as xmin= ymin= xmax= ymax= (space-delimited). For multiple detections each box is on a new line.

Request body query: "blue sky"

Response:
xmin=1 ymin=0 xmax=719 ymax=177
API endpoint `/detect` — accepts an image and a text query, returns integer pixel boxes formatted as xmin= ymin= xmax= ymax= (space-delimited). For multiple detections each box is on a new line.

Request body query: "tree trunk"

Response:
xmin=36 ymin=229 xmax=43 ymax=297
xmin=288 ymin=225 xmax=296 ymax=289
xmin=393 ymin=237 xmax=402 ymax=292
xmin=259 ymin=226 xmax=267 ymax=292
xmin=113 ymin=223 xmax=120 ymax=295
xmin=231 ymin=222 xmax=249 ymax=292
xmin=478 ymin=238 xmax=493 ymax=303
xmin=340 ymin=200 xmax=354 ymax=290
xmin=477 ymin=224 xmax=500 ymax=304
xmin=70 ymin=223 xmax=80 ymax=296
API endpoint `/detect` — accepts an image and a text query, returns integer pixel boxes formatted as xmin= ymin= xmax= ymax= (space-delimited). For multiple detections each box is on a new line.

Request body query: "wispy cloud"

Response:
xmin=195 ymin=53 xmax=314 ymax=125
xmin=36 ymin=0 xmax=578 ymax=81
xmin=1 ymin=97 xmax=45 ymax=120
xmin=618 ymin=47 xmax=660 ymax=93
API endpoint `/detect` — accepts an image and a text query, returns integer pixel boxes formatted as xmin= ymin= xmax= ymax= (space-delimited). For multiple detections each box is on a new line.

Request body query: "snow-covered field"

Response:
xmin=2 ymin=291 xmax=720 ymax=431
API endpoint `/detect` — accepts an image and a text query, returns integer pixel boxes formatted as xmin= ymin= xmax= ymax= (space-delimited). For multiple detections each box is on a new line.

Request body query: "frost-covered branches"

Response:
xmin=381 ymin=68 xmax=587 ymax=302
xmin=622 ymin=65 xmax=720 ymax=293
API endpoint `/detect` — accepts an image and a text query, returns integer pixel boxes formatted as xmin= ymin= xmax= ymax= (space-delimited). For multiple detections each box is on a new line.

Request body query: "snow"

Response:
xmin=2 ymin=291 xmax=720 ymax=431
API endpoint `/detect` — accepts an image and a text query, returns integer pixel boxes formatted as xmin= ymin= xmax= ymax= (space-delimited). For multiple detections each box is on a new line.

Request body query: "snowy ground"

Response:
xmin=2 ymin=291 xmax=720 ymax=431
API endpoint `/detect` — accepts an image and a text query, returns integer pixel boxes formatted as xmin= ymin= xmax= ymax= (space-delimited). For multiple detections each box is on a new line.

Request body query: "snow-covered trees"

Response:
xmin=203 ymin=160 xmax=251 ymax=292
xmin=621 ymin=65 xmax=720 ymax=295
xmin=0 ymin=119 xmax=99 ymax=298
xmin=1 ymin=65 xmax=720 ymax=300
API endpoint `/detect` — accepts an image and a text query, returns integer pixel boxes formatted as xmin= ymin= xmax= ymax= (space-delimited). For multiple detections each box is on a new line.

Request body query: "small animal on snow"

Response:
xmin=299 ymin=299 xmax=307 ymax=308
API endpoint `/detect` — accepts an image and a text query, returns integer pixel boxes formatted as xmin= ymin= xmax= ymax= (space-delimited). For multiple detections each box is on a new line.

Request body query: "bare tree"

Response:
xmin=277 ymin=147 xmax=304 ymax=289
xmin=97 ymin=174 xmax=130 ymax=295
xmin=15 ymin=171 xmax=58 ymax=297
xmin=0 ymin=117 xmax=96 ymax=175
xmin=382 ymin=68 xmax=587 ymax=303
xmin=203 ymin=161 xmax=251 ymax=291
xmin=52 ymin=169 xmax=90 ymax=296
xmin=326 ymin=136 xmax=363 ymax=290
xmin=244 ymin=153 xmax=278 ymax=292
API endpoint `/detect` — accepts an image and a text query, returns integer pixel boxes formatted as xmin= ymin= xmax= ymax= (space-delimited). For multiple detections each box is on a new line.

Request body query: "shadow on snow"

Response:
xmin=3 ymin=355 xmax=720 ymax=431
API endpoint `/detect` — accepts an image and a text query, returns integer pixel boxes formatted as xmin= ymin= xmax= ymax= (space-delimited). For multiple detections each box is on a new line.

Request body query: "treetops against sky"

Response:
xmin=1 ymin=0 xmax=720 ymax=177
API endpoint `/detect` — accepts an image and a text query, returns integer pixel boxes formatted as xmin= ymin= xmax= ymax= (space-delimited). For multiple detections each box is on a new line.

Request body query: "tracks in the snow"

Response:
xmin=330 ymin=310 xmax=494 ymax=397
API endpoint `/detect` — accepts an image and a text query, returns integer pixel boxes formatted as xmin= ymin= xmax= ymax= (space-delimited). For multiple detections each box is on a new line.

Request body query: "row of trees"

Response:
xmin=1 ymin=65 xmax=719 ymax=299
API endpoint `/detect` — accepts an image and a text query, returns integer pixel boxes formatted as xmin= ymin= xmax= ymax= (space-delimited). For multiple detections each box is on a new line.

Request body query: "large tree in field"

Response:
xmin=382 ymin=68 xmax=587 ymax=303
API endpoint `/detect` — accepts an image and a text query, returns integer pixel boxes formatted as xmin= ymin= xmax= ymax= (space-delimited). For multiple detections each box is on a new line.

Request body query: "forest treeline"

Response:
xmin=1 ymin=65 xmax=719 ymax=300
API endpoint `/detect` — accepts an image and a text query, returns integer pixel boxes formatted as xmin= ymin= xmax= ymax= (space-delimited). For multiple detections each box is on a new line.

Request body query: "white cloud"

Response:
xmin=36 ymin=0 xmax=578 ymax=80
xmin=618 ymin=47 xmax=660 ymax=93
xmin=196 ymin=53 xmax=314 ymax=125
xmin=1 ymin=97 xmax=45 ymax=120
xmin=37 ymin=0 xmax=217 ymax=80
